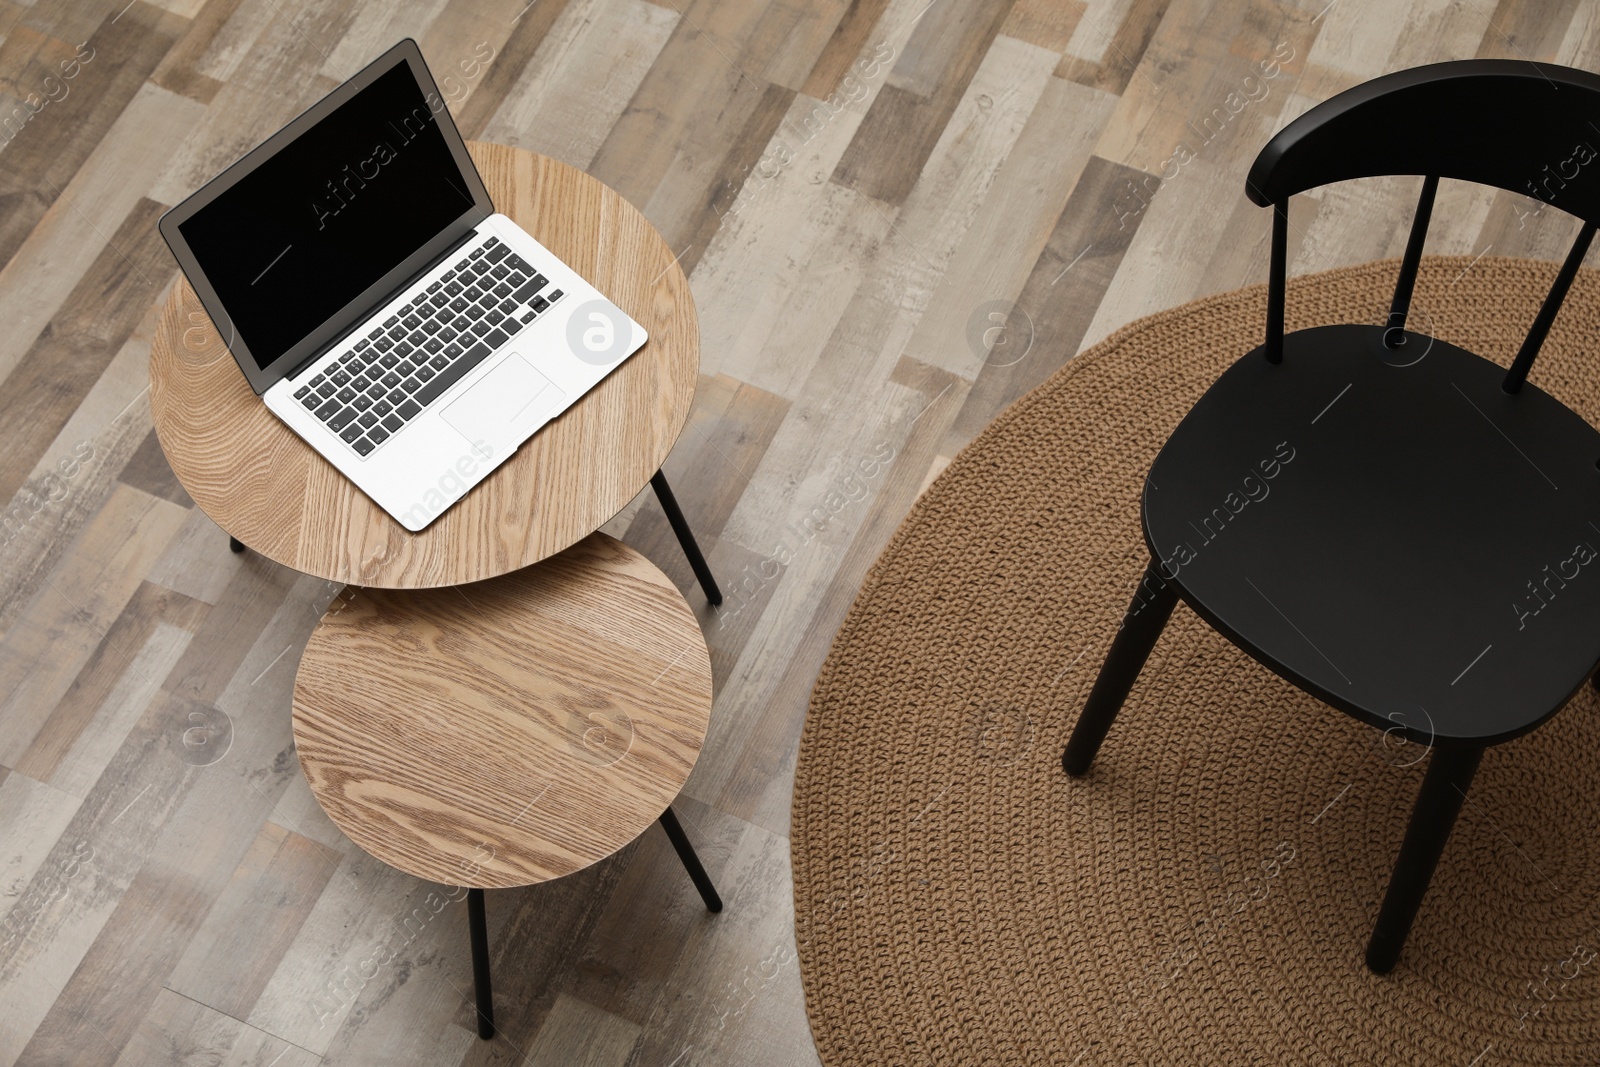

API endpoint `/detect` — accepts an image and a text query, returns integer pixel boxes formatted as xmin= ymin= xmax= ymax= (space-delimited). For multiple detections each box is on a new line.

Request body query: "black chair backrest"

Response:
xmin=1245 ymin=60 xmax=1600 ymax=389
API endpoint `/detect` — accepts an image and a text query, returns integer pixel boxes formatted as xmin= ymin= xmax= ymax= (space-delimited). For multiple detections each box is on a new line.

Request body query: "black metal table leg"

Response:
xmin=229 ymin=536 xmax=245 ymax=554
xmin=467 ymin=888 xmax=495 ymax=1039
xmin=1063 ymin=559 xmax=1179 ymax=776
xmin=650 ymin=471 xmax=723 ymax=606
xmin=659 ymin=807 xmax=723 ymax=912
xmin=1365 ymin=741 xmax=1484 ymax=974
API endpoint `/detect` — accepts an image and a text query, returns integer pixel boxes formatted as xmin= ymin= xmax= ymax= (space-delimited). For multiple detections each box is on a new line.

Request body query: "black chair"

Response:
xmin=1061 ymin=59 xmax=1600 ymax=974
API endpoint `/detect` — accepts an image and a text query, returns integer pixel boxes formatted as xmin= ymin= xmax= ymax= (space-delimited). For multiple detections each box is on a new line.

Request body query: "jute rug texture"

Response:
xmin=791 ymin=258 xmax=1600 ymax=1066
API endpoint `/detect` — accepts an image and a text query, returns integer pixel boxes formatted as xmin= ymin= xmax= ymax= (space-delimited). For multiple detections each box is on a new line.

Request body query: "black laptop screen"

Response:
xmin=179 ymin=59 xmax=476 ymax=370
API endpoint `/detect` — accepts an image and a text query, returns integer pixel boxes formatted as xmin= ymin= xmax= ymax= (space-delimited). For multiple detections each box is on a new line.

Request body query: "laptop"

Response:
xmin=159 ymin=39 xmax=646 ymax=532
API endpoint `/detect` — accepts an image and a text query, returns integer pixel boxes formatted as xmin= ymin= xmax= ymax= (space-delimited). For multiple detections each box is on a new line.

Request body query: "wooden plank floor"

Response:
xmin=0 ymin=0 xmax=1594 ymax=1063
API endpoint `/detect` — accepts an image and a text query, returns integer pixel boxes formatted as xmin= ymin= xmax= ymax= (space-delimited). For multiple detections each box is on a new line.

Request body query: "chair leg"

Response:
xmin=1365 ymin=741 xmax=1484 ymax=974
xmin=659 ymin=806 xmax=723 ymax=913
xmin=229 ymin=536 xmax=245 ymax=554
xmin=1062 ymin=559 xmax=1179 ymax=777
xmin=650 ymin=471 xmax=723 ymax=606
xmin=467 ymin=888 xmax=495 ymax=1039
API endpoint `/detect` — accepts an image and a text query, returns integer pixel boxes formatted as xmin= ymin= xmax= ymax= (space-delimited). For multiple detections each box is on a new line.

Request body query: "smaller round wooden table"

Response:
xmin=291 ymin=533 xmax=722 ymax=1038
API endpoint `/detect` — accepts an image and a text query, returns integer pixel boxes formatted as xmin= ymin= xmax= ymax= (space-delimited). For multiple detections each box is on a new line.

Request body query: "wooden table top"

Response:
xmin=149 ymin=142 xmax=699 ymax=588
xmin=291 ymin=533 xmax=713 ymax=888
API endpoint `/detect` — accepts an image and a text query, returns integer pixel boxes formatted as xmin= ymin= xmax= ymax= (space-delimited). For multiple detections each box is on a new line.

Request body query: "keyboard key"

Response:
xmin=340 ymin=423 xmax=363 ymax=444
xmin=383 ymin=315 xmax=399 ymax=328
xmin=401 ymin=377 xmax=423 ymax=394
xmin=430 ymin=354 xmax=449 ymax=370
xmin=331 ymin=370 xmax=350 ymax=386
xmin=547 ymin=289 xmax=564 ymax=302
xmin=492 ymin=282 xmax=512 ymax=299
xmin=394 ymin=343 xmax=414 ymax=359
xmin=366 ymin=380 xmax=386 ymax=399
xmin=491 ymin=264 xmax=510 ymax=280
xmin=294 ymin=385 xmax=312 ymax=399
xmin=396 ymin=360 xmax=417 ymax=375
xmin=315 ymin=397 xmax=341 ymax=420
xmin=373 ymin=400 xmax=393 ymax=416
xmin=402 ymin=315 xmax=421 ymax=331
xmin=450 ymin=297 xmax=470 ymax=314
xmin=499 ymin=300 xmax=517 ymax=315
xmin=328 ymin=407 xmax=357 ymax=432
xmin=301 ymin=393 xmax=321 ymax=410
xmin=486 ymin=309 xmax=505 ymax=326
xmin=317 ymin=382 xmax=336 ymax=398
xmin=369 ymin=425 xmax=390 ymax=445
xmin=374 ymin=337 xmax=393 ymax=352
xmin=397 ymin=399 xmax=422 ymax=420
xmin=352 ymin=394 xmax=373 ymax=411
xmin=379 ymin=353 xmax=399 ymax=369
xmin=507 ymin=271 xmax=527 ymax=288
xmin=504 ymin=316 xmax=523 ymax=335
xmin=382 ymin=413 xmax=404 ymax=432
xmin=531 ymin=296 xmax=549 ymax=312
xmin=512 ymin=276 xmax=547 ymax=304
xmin=427 ymin=280 xmax=443 ymax=293
xmin=358 ymin=411 xmax=378 ymax=428
xmin=335 ymin=387 xmax=356 ymax=403
xmin=445 ymin=281 xmax=463 ymax=296
xmin=423 ymin=338 xmax=443 ymax=354
xmin=470 ymin=320 xmax=492 ymax=338
xmin=387 ymin=389 xmax=407 ymax=405
xmin=443 ymin=269 xmax=457 ymax=283
xmin=445 ymin=343 xmax=464 ymax=358
xmin=484 ymin=327 xmax=509 ymax=349
xmin=466 ymin=306 xmax=486 ymax=322
xmin=521 ymin=311 xmax=535 ymax=324
xmin=339 ymin=352 xmax=359 ymax=365
xmin=353 ymin=437 xmax=376 ymax=456
xmin=310 ymin=373 xmax=326 ymax=387
xmin=381 ymin=371 xmax=401 ymax=388
xmin=415 ymin=341 xmax=492 ymax=407
xmin=439 ymin=327 xmax=459 ymax=343
xmin=368 ymin=327 xmax=384 ymax=341
xmin=507 ymin=254 xmax=532 ymax=274
xmin=485 ymin=244 xmax=509 ymax=263
xmin=416 ymin=365 xmax=436 ymax=381
xmin=356 ymin=338 xmax=372 ymax=351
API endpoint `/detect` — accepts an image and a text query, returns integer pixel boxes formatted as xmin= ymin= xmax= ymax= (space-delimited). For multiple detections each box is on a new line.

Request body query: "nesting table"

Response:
xmin=146 ymin=143 xmax=728 ymax=1039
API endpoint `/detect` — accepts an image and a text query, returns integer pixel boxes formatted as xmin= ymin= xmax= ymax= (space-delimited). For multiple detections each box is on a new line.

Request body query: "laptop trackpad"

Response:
xmin=440 ymin=354 xmax=565 ymax=452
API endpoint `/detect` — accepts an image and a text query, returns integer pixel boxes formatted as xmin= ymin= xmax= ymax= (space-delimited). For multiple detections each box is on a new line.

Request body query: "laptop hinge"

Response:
xmin=284 ymin=225 xmax=482 ymax=382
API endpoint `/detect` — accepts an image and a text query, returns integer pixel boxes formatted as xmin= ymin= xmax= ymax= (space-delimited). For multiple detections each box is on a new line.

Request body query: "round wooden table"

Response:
xmin=149 ymin=143 xmax=700 ymax=588
xmin=292 ymin=532 xmax=721 ymax=1037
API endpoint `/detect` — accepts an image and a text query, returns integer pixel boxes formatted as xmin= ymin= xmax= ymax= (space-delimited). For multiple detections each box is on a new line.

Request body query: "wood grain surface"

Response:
xmin=148 ymin=141 xmax=699 ymax=587
xmin=291 ymin=533 xmax=712 ymax=888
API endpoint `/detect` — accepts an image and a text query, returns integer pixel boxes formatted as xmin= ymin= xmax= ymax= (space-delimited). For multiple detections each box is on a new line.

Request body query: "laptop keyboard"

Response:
xmin=291 ymin=235 xmax=566 ymax=458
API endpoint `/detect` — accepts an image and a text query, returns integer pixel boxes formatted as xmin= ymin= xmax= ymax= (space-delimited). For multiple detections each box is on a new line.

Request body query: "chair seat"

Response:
xmin=1143 ymin=324 xmax=1600 ymax=745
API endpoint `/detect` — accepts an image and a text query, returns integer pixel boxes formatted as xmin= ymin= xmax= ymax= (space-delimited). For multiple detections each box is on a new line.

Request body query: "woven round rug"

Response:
xmin=792 ymin=257 xmax=1600 ymax=1066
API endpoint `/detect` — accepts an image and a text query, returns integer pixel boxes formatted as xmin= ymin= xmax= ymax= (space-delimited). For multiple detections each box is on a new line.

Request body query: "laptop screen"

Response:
xmin=178 ymin=58 xmax=476 ymax=371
